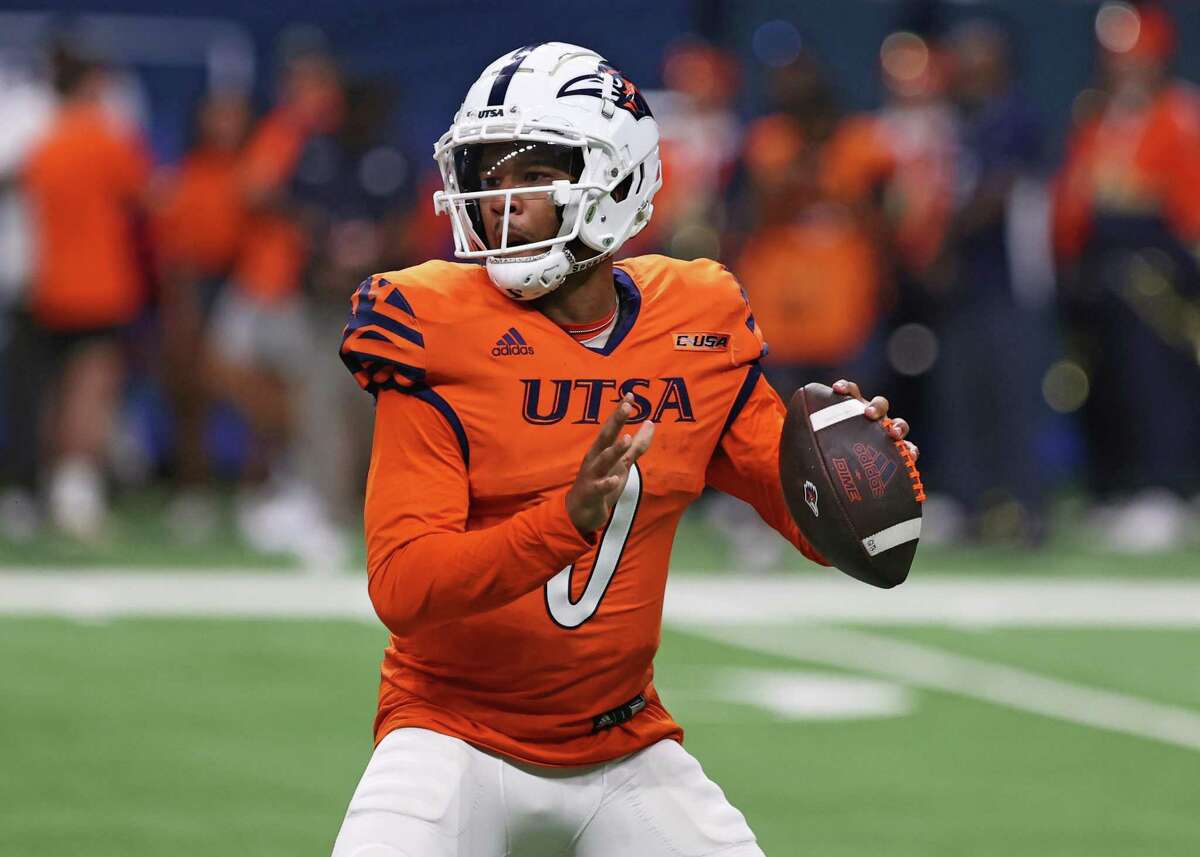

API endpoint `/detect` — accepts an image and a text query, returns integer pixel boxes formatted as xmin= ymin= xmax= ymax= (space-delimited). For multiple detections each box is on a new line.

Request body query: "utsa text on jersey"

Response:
xmin=521 ymin=376 xmax=695 ymax=425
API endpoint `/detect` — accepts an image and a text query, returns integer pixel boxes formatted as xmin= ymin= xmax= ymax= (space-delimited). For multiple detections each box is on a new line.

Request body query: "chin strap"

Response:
xmin=564 ymin=245 xmax=612 ymax=275
xmin=484 ymin=234 xmax=614 ymax=301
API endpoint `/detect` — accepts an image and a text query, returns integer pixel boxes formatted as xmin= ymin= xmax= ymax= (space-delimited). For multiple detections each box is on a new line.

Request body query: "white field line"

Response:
xmin=661 ymin=666 xmax=916 ymax=721
xmin=0 ymin=571 xmax=378 ymax=622
xmin=661 ymin=576 xmax=1200 ymax=628
xmin=685 ymin=624 xmax=1200 ymax=752
xmin=2 ymin=571 xmax=1200 ymax=627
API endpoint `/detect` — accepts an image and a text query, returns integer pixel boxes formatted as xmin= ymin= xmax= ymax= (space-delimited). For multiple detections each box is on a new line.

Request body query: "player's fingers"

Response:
xmin=905 ymin=440 xmax=920 ymax=461
xmin=589 ymin=433 xmax=632 ymax=476
xmin=624 ymin=419 xmax=655 ymax=464
xmin=864 ymin=395 xmax=889 ymax=419
xmin=598 ymin=468 xmax=628 ymax=503
xmin=602 ymin=472 xmax=625 ymax=492
xmin=832 ymin=379 xmax=862 ymax=400
xmin=587 ymin=395 xmax=634 ymax=457
xmin=887 ymin=418 xmax=909 ymax=440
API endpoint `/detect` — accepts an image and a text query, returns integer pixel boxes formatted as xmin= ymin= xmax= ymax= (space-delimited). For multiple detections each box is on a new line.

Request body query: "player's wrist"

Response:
xmin=565 ymin=486 xmax=600 ymax=538
xmin=561 ymin=487 xmax=600 ymax=540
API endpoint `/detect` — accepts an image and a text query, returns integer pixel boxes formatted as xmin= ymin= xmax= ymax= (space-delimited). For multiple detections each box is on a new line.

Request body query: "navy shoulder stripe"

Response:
xmin=385 ymin=288 xmax=415 ymax=317
xmin=412 ymin=388 xmax=470 ymax=466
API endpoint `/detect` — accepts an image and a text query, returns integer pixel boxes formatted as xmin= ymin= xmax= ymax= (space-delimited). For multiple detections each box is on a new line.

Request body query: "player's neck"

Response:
xmin=534 ymin=260 xmax=617 ymax=327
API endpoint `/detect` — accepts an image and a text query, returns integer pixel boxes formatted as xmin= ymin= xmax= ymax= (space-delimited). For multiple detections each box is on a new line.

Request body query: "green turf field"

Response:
xmin=2 ymin=606 xmax=1198 ymax=856
xmin=3 ymin=494 xmax=1199 ymax=855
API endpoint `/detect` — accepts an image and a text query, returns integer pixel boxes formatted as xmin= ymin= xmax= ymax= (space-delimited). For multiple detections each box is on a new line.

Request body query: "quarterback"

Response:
xmin=332 ymin=43 xmax=915 ymax=856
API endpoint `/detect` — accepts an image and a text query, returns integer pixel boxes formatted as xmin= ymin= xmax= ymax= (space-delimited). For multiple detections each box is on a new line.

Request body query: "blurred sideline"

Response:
xmin=3 ymin=571 xmax=1199 ymax=627
xmin=4 ymin=2 xmax=1200 ymax=560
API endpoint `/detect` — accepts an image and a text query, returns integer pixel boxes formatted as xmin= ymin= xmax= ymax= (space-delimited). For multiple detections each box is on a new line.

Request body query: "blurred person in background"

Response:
xmin=391 ymin=166 xmax=455 ymax=264
xmin=18 ymin=42 xmax=152 ymax=542
xmin=634 ymin=39 xmax=742 ymax=260
xmin=153 ymin=90 xmax=252 ymax=540
xmin=820 ymin=10 xmax=962 ymax=540
xmin=289 ymin=77 xmax=409 ymax=539
xmin=715 ymin=53 xmax=888 ymax=570
xmin=735 ymin=53 xmax=886 ymax=396
xmin=822 ymin=15 xmax=957 ymax=302
xmin=0 ymin=50 xmax=55 ymax=541
xmin=927 ymin=18 xmax=1059 ymax=545
xmin=1053 ymin=0 xmax=1200 ymax=550
xmin=205 ymin=43 xmax=346 ymax=564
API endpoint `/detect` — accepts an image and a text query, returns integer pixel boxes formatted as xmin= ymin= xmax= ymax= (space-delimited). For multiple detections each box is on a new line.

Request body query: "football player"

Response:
xmin=333 ymin=43 xmax=916 ymax=856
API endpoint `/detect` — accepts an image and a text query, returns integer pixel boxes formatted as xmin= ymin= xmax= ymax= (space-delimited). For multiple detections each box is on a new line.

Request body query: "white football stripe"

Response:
xmin=809 ymin=398 xmax=867 ymax=431
xmin=862 ymin=518 xmax=922 ymax=556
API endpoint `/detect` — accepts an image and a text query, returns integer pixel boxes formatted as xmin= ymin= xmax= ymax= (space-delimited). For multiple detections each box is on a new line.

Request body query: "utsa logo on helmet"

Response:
xmin=556 ymin=61 xmax=653 ymax=120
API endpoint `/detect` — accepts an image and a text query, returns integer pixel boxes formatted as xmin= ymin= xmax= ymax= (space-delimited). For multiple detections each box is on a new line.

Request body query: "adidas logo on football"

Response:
xmin=492 ymin=327 xmax=535 ymax=357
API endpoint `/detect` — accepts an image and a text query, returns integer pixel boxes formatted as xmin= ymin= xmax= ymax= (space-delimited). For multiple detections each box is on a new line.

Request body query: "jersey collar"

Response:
xmin=590 ymin=266 xmax=641 ymax=356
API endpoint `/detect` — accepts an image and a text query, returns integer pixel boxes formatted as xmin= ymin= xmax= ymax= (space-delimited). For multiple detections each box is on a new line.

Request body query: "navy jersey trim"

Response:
xmin=591 ymin=267 xmax=642 ymax=357
xmin=719 ymin=362 xmax=763 ymax=440
xmin=355 ymin=277 xmax=415 ymax=319
xmin=488 ymin=43 xmax=540 ymax=106
xmin=384 ymin=288 xmax=415 ymax=317
xmin=341 ymin=341 xmax=427 ymax=385
xmin=412 ymin=387 xmax=470 ymax=467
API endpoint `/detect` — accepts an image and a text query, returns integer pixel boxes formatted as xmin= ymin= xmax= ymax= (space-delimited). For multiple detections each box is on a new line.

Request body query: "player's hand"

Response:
xmin=567 ymin=394 xmax=655 ymax=535
xmin=832 ymin=379 xmax=919 ymax=462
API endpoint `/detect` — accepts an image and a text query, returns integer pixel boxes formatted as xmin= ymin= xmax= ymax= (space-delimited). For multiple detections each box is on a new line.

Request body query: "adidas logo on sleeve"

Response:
xmin=492 ymin=327 xmax=535 ymax=357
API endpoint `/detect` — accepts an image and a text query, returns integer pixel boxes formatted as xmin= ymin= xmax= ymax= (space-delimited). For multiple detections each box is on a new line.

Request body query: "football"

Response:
xmin=779 ymin=383 xmax=925 ymax=588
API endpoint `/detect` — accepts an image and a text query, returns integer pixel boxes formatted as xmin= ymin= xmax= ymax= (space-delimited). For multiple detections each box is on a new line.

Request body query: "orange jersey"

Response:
xmin=735 ymin=214 xmax=881 ymax=366
xmin=24 ymin=104 xmax=151 ymax=330
xmin=232 ymin=109 xmax=311 ymax=301
xmin=155 ymin=148 xmax=247 ymax=276
xmin=341 ymin=255 xmax=827 ymax=767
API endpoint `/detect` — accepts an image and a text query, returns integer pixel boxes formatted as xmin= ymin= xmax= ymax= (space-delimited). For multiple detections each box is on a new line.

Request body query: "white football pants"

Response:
xmin=330 ymin=727 xmax=766 ymax=857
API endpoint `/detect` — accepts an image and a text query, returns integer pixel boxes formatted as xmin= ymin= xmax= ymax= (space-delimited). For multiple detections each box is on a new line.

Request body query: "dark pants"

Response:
xmin=1 ymin=310 xmax=48 ymax=491
xmin=0 ymin=310 xmax=126 ymax=492
xmin=928 ymin=295 xmax=1059 ymax=521
xmin=1076 ymin=219 xmax=1200 ymax=498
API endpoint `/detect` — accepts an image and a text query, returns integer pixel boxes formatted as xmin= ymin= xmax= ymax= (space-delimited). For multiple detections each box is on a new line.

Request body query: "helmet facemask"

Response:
xmin=447 ymin=140 xmax=586 ymax=257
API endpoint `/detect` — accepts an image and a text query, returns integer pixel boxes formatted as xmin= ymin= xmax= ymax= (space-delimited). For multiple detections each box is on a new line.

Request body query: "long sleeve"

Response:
xmin=705 ymin=367 xmax=829 ymax=566
xmin=364 ymin=389 xmax=597 ymax=636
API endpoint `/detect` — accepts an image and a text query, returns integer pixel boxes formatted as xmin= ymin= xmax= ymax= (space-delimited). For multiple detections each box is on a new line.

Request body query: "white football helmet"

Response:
xmin=433 ymin=42 xmax=662 ymax=300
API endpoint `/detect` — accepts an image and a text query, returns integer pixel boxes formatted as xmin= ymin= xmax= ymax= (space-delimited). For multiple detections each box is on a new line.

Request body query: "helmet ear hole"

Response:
xmin=611 ymin=173 xmax=634 ymax=202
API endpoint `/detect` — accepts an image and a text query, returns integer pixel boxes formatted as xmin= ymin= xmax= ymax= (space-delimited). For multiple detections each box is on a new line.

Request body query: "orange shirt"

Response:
xmin=156 ymin=148 xmax=246 ymax=276
xmin=232 ymin=109 xmax=311 ymax=301
xmin=24 ymin=104 xmax=150 ymax=330
xmin=341 ymin=256 xmax=827 ymax=767
xmin=1053 ymin=84 xmax=1200 ymax=260
xmin=735 ymin=211 xmax=881 ymax=366
xmin=821 ymin=115 xmax=896 ymax=204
